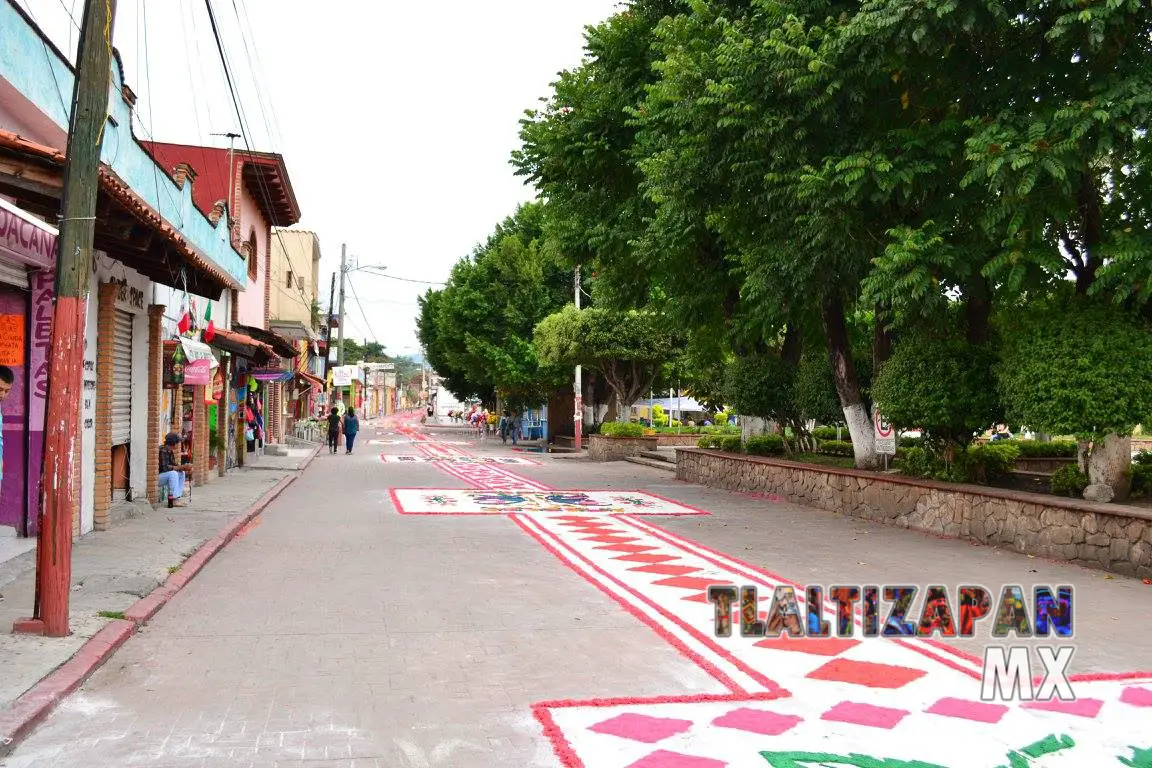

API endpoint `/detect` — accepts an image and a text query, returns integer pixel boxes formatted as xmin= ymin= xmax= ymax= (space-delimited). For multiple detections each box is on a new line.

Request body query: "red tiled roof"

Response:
xmin=142 ymin=141 xmax=301 ymax=227
xmin=297 ymin=370 xmax=324 ymax=388
xmin=0 ymin=129 xmax=242 ymax=293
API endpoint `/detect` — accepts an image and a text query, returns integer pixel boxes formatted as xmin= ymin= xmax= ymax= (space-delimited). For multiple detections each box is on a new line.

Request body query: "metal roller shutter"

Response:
xmin=111 ymin=310 xmax=133 ymax=445
xmin=0 ymin=259 xmax=29 ymax=289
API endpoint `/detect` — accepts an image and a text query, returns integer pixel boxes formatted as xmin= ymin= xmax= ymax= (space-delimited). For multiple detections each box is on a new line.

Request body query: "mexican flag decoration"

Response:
xmin=188 ymin=298 xmax=200 ymax=335
xmin=176 ymin=299 xmax=191 ymax=335
xmin=203 ymin=301 xmax=216 ymax=343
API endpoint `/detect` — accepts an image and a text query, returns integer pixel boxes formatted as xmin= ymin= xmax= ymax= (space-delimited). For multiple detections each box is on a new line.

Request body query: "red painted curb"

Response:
xmin=0 ymin=619 xmax=134 ymax=756
xmin=0 ymin=454 xmax=316 ymax=757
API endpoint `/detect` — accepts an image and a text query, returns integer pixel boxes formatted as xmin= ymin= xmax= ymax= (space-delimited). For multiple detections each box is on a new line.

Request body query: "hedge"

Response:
xmin=746 ymin=435 xmax=785 ymax=456
xmin=600 ymin=422 xmax=645 ymax=438
xmin=818 ymin=440 xmax=854 ymax=457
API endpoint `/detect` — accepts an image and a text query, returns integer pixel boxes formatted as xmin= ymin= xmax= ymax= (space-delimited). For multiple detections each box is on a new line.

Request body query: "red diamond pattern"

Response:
xmin=583 ymin=535 xmax=640 ymax=544
xmin=597 ymin=544 xmax=660 ymax=554
xmin=711 ymin=707 xmax=802 ymax=736
xmin=753 ymin=636 xmax=862 ymax=657
xmin=652 ymin=576 xmax=729 ymax=591
xmin=629 ymin=564 xmax=702 ymax=576
xmin=615 ymin=553 xmax=679 ymax=564
xmin=806 ymin=658 xmax=927 ymax=689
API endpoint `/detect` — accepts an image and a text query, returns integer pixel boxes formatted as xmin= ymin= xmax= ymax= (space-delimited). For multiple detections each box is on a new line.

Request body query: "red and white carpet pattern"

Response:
xmin=387 ymin=422 xmax=1152 ymax=767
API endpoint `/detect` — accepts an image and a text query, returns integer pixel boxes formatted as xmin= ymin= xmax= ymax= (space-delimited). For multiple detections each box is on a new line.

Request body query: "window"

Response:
xmin=247 ymin=231 xmax=258 ymax=280
xmin=297 ymin=276 xmax=305 ymax=290
xmin=286 ymin=270 xmax=294 ymax=288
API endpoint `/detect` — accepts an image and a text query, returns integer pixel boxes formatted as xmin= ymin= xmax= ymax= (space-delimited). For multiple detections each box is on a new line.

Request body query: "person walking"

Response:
xmin=343 ymin=407 xmax=360 ymax=454
xmin=499 ymin=409 xmax=511 ymax=444
xmin=158 ymin=432 xmax=187 ymax=508
xmin=326 ymin=406 xmax=341 ymax=454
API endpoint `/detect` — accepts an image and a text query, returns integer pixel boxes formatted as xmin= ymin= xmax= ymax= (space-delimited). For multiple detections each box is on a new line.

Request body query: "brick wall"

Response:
xmin=93 ymin=282 xmax=118 ymax=531
xmin=146 ymin=305 xmax=164 ymax=503
xmin=192 ymin=388 xmax=208 ymax=486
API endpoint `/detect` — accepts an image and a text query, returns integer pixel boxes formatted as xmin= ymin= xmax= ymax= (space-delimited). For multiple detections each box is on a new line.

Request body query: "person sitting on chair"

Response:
xmin=158 ymin=432 xmax=187 ymax=508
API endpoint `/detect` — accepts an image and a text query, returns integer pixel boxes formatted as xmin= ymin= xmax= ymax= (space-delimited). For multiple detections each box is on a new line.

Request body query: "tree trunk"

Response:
xmin=1085 ymin=433 xmax=1131 ymax=503
xmin=821 ymin=296 xmax=878 ymax=469
xmin=873 ymin=303 xmax=893 ymax=372
xmin=965 ymin=286 xmax=991 ymax=346
xmin=742 ymin=417 xmax=772 ymax=442
xmin=1075 ymin=172 xmax=1102 ymax=295
xmin=781 ymin=323 xmax=802 ymax=367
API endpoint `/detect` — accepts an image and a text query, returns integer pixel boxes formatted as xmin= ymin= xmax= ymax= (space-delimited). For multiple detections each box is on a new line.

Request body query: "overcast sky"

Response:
xmin=17 ymin=0 xmax=621 ymax=358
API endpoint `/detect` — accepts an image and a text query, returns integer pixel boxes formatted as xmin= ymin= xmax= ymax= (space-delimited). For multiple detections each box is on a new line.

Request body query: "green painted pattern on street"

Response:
xmin=760 ymin=737 xmax=1152 ymax=768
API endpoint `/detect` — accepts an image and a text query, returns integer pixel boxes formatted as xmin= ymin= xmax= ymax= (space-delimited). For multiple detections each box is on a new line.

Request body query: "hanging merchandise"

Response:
xmin=248 ymin=375 xmax=258 ymax=392
xmin=189 ymin=298 xmax=199 ymax=335
xmin=168 ymin=339 xmax=187 ymax=386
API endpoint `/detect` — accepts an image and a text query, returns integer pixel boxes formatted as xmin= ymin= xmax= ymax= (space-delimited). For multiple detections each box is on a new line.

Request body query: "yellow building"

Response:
xmin=269 ymin=229 xmax=321 ymax=326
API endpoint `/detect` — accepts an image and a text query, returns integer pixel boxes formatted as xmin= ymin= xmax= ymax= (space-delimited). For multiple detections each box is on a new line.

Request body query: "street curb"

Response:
xmin=0 ymin=619 xmax=134 ymax=756
xmin=0 ymin=444 xmax=320 ymax=756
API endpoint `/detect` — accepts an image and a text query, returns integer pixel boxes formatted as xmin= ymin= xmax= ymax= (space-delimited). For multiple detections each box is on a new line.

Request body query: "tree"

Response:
xmin=534 ymin=304 xmax=673 ymax=420
xmin=416 ymin=202 xmax=571 ymax=407
xmin=997 ymin=297 xmax=1152 ymax=501
xmin=871 ymin=331 xmax=1000 ymax=450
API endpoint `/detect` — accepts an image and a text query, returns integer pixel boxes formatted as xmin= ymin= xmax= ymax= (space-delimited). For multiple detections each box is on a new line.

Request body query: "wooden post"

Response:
xmin=15 ymin=0 xmax=117 ymax=638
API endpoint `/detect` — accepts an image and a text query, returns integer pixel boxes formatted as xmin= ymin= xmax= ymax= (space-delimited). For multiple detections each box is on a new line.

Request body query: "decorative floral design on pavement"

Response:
xmin=390 ymin=488 xmax=708 ymax=516
xmin=381 ymin=454 xmax=539 ymax=465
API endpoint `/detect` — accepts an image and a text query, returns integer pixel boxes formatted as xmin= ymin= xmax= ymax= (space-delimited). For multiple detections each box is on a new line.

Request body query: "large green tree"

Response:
xmin=534 ymin=304 xmax=674 ymax=419
xmin=416 ymin=203 xmax=571 ymax=408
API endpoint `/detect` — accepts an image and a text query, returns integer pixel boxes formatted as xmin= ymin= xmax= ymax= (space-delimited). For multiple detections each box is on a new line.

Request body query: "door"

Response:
xmin=0 ymin=283 xmax=28 ymax=533
xmin=110 ymin=309 xmax=133 ymax=445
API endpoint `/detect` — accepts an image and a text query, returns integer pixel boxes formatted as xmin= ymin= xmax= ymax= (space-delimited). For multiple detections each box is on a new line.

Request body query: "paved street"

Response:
xmin=4 ymin=416 xmax=1152 ymax=767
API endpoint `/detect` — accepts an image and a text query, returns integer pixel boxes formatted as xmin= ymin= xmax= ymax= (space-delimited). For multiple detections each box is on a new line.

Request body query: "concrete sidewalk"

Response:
xmin=0 ymin=451 xmax=314 ymax=715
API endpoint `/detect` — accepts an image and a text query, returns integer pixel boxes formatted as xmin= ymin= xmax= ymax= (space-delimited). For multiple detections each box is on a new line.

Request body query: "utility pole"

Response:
xmin=336 ymin=244 xmax=347 ymax=367
xmin=17 ymin=0 xmax=117 ymax=638
xmin=573 ymin=265 xmax=583 ymax=452
xmin=210 ymin=131 xmax=241 ymax=212
xmin=323 ymin=271 xmax=335 ymax=380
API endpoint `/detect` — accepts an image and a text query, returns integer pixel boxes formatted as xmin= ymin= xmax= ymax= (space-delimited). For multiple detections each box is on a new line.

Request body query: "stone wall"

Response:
xmin=653 ymin=434 xmax=702 ymax=447
xmin=676 ymin=448 xmax=1152 ymax=578
xmin=589 ymin=435 xmax=658 ymax=462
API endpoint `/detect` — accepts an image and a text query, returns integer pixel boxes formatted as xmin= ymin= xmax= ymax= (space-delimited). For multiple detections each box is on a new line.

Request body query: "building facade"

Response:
xmin=0 ymin=0 xmax=248 ymax=536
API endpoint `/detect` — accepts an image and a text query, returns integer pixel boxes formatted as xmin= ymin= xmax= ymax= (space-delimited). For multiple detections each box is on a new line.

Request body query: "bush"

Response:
xmin=897 ymin=446 xmax=933 ymax=478
xmin=819 ymin=440 xmax=855 ymax=457
xmin=601 ymin=422 xmax=645 ymax=438
xmin=899 ymin=436 xmax=923 ymax=449
xmin=697 ymin=436 xmax=718 ymax=449
xmin=871 ymin=332 xmax=1000 ymax=446
xmin=719 ymin=436 xmax=744 ymax=453
xmin=1009 ymin=439 xmax=1078 ymax=458
xmin=746 ymin=434 xmax=785 ymax=456
xmin=963 ymin=442 xmax=1020 ymax=485
xmin=811 ymin=426 xmax=841 ymax=441
xmin=1051 ymin=465 xmax=1089 ymax=497
xmin=1130 ymin=463 xmax=1152 ymax=497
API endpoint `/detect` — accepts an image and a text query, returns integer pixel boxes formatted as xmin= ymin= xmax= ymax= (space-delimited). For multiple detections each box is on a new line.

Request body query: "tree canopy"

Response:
xmin=416 ymin=202 xmax=571 ymax=408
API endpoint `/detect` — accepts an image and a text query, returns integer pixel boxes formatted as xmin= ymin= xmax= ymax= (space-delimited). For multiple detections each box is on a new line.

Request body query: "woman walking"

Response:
xmin=326 ymin=406 xmax=341 ymax=454
xmin=343 ymin=407 xmax=360 ymax=454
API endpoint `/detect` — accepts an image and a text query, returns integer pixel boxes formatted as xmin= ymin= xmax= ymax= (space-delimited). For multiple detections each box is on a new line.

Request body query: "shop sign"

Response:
xmin=181 ymin=338 xmax=218 ymax=386
xmin=211 ymin=368 xmax=224 ymax=401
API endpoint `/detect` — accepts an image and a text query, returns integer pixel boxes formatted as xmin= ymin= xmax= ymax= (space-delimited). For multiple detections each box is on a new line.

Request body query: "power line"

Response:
xmin=347 ymin=277 xmax=381 ymax=346
xmin=357 ymin=271 xmax=446 ymax=286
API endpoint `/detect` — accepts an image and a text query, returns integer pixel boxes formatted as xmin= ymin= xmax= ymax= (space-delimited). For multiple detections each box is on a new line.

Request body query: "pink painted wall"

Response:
xmin=235 ymin=168 xmax=269 ymax=329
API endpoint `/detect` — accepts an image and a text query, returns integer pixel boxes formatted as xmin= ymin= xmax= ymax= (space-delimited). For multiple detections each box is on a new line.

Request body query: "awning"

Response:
xmin=296 ymin=370 xmax=324 ymax=388
xmin=0 ymin=197 xmax=56 ymax=269
xmin=233 ymin=323 xmax=300 ymax=358
xmin=249 ymin=368 xmax=294 ymax=382
xmin=207 ymin=328 xmax=273 ymax=361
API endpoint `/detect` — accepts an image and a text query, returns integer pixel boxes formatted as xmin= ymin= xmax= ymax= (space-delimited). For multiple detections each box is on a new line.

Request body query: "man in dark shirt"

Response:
xmin=326 ymin=406 xmax=341 ymax=454
xmin=158 ymin=432 xmax=186 ymax=507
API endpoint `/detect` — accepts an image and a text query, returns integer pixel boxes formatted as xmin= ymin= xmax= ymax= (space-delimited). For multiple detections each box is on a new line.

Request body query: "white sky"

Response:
xmin=16 ymin=0 xmax=622 ymax=357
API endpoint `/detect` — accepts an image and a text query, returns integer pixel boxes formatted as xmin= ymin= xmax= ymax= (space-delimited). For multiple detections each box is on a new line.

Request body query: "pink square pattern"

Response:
xmin=711 ymin=707 xmax=802 ymax=736
xmin=821 ymin=701 xmax=910 ymax=729
xmin=589 ymin=713 xmax=694 ymax=744
xmin=925 ymin=697 xmax=1008 ymax=724
xmin=1120 ymin=686 xmax=1152 ymax=707
xmin=626 ymin=751 xmax=727 ymax=768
